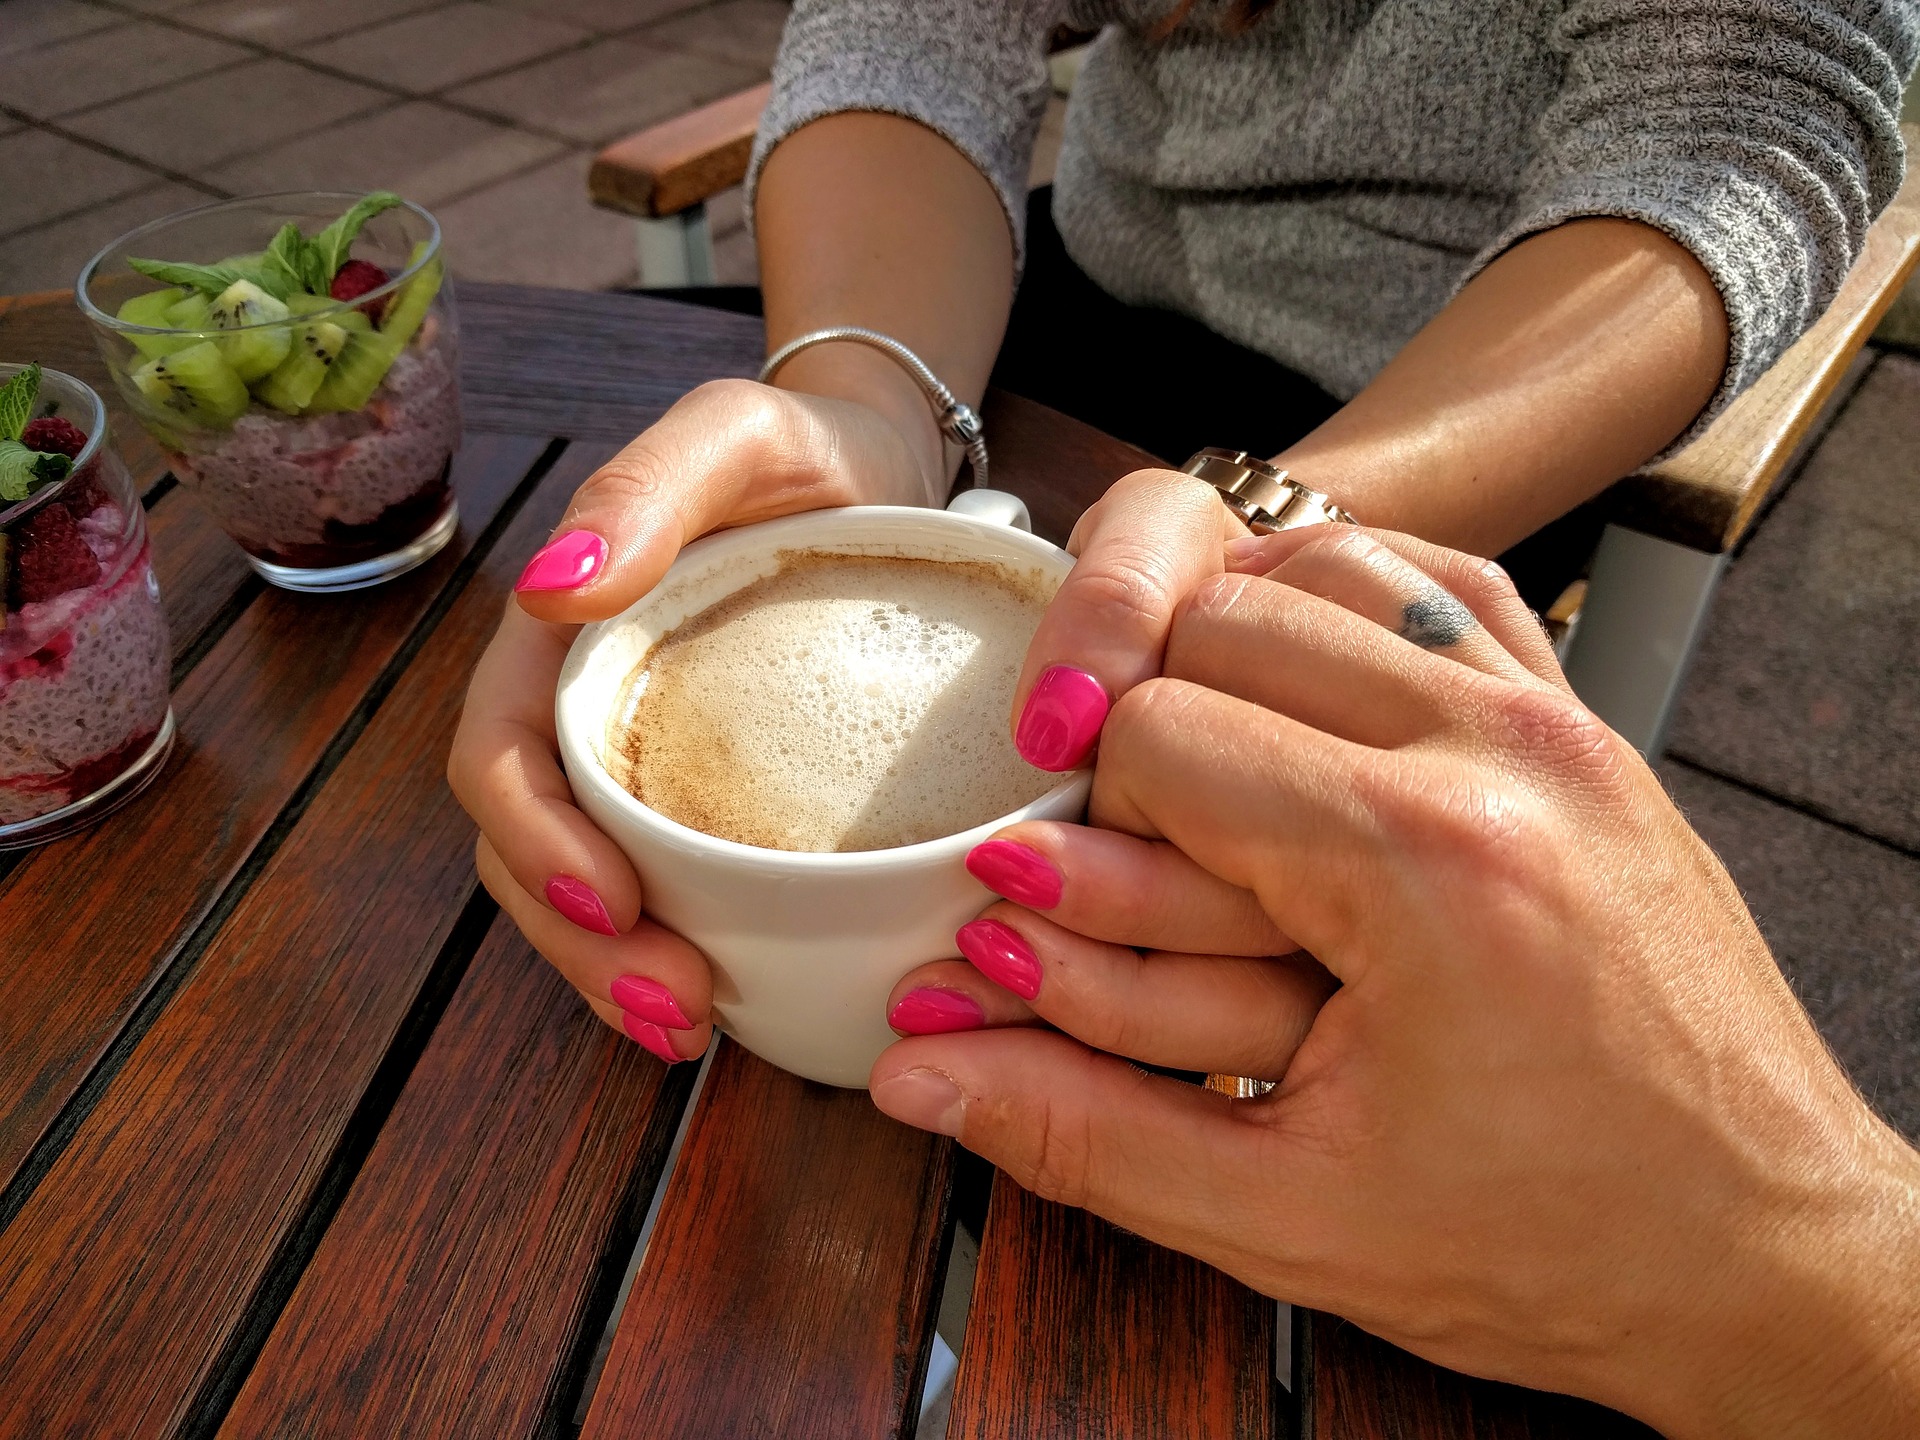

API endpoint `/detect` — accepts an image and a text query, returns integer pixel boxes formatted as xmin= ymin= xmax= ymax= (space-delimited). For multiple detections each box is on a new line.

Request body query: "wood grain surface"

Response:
xmin=219 ymin=860 xmax=701 ymax=1434
xmin=579 ymin=1039 xmax=957 ymax=1440
xmin=0 ymin=433 xmax=549 ymax=1197
xmin=460 ymin=283 xmax=761 ymax=443
xmin=948 ymin=1172 xmax=1278 ymax=1440
xmin=980 ymin=388 xmax=1162 ymax=541
xmin=589 ymin=82 xmax=770 ymax=218
xmin=1298 ymin=1315 xmax=1659 ymax=1440
xmin=0 ymin=435 xmax=577 ymax=1436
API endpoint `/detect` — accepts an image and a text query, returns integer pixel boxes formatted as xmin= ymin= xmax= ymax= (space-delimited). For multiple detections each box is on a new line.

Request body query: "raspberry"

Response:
xmin=8 ymin=503 xmax=102 ymax=607
xmin=60 ymin=463 xmax=111 ymax=520
xmin=21 ymin=416 xmax=88 ymax=460
xmin=331 ymin=260 xmax=391 ymax=322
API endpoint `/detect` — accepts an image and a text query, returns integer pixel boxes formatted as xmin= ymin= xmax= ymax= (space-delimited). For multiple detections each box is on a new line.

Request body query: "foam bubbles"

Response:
xmin=610 ymin=553 xmax=1056 ymax=852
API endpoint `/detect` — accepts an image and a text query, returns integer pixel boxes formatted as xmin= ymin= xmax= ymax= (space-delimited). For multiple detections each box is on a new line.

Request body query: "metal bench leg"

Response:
xmin=1561 ymin=523 xmax=1728 ymax=758
xmin=634 ymin=204 xmax=715 ymax=287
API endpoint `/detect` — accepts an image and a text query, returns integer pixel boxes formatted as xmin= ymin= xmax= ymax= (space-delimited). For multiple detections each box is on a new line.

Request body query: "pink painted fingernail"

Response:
xmin=872 ymin=1069 xmax=965 ymax=1136
xmin=956 ymin=917 xmax=1041 ymax=1001
xmin=516 ymin=530 xmax=606 ymax=592
xmin=966 ymin=839 xmax=1062 ymax=909
xmin=1014 ymin=665 xmax=1109 ymax=771
xmin=611 ymin=974 xmax=689 ymax=1028
xmin=888 ymin=987 xmax=986 ymax=1036
xmin=546 ymin=874 xmax=618 ymax=936
xmin=623 ymin=1014 xmax=683 ymax=1064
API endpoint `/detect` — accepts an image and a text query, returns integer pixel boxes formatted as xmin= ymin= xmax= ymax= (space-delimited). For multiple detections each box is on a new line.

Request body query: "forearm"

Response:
xmin=755 ymin=111 xmax=1016 ymax=504
xmin=1277 ymin=218 xmax=1730 ymax=557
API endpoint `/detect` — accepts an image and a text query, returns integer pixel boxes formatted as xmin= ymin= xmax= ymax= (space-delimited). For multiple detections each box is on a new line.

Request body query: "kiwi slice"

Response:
xmin=130 ymin=340 xmax=249 ymax=428
xmin=377 ymin=242 xmax=442 ymax=349
xmin=305 ymin=331 xmax=400 ymax=413
xmin=166 ymin=292 xmax=212 ymax=330
xmin=206 ymin=279 xmax=292 ymax=382
xmin=255 ymin=319 xmax=349 ymax=414
xmin=285 ymin=291 xmax=372 ymax=332
xmin=116 ymin=288 xmax=194 ymax=359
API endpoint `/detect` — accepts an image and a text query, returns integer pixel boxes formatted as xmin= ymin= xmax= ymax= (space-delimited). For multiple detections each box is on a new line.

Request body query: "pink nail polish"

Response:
xmin=516 ymin=530 xmax=606 ymax=592
xmin=546 ymin=874 xmax=618 ymax=936
xmin=872 ymin=1069 xmax=965 ymax=1136
xmin=1014 ymin=665 xmax=1109 ymax=772
xmin=966 ymin=839 xmax=1063 ymax=909
xmin=956 ymin=917 xmax=1042 ymax=1001
xmin=611 ymin=974 xmax=690 ymax=1029
xmin=623 ymin=1013 xmax=683 ymax=1064
xmin=888 ymin=987 xmax=987 ymax=1036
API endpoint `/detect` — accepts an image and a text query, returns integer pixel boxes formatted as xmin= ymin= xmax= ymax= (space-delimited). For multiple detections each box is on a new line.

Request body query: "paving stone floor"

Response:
xmin=0 ymin=0 xmax=783 ymax=292
xmin=3 ymin=0 xmax=1917 ymax=1147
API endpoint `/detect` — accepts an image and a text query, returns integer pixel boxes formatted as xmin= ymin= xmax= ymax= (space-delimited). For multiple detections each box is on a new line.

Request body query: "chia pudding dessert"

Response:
xmin=0 ymin=364 xmax=174 ymax=846
xmin=80 ymin=192 xmax=462 ymax=592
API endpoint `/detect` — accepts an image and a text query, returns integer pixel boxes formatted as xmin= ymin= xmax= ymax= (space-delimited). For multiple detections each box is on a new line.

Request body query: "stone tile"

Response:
xmin=433 ymin=150 xmax=635 ymax=289
xmin=0 ymin=18 xmax=250 ymax=118
xmin=63 ymin=57 xmax=388 ymax=171
xmin=0 ymin=129 xmax=157 ymax=238
xmin=1667 ymin=354 xmax=1920 ymax=850
xmin=302 ymin=3 xmax=588 ymax=93
xmin=207 ymin=100 xmax=562 ymax=207
xmin=0 ymin=181 xmax=212 ymax=293
xmin=1660 ymin=763 xmax=1920 ymax=1142
xmin=446 ymin=35 xmax=753 ymax=145
xmin=639 ymin=0 xmax=787 ymax=69
xmin=174 ymin=0 xmax=451 ymax=48
xmin=0 ymin=0 xmax=123 ymax=60
xmin=485 ymin=0 xmax=711 ymax=35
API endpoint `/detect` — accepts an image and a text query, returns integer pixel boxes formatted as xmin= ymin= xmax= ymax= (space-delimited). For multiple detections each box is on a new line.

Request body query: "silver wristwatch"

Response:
xmin=1181 ymin=448 xmax=1355 ymax=533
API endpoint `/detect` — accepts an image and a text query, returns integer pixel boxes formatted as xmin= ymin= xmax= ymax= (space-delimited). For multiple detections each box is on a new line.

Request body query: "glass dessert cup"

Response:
xmin=0 ymin=365 xmax=174 ymax=850
xmin=77 ymin=192 xmax=463 ymax=594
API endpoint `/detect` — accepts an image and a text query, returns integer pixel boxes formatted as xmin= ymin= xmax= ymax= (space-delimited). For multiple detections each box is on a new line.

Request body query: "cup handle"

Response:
xmin=945 ymin=488 xmax=1032 ymax=533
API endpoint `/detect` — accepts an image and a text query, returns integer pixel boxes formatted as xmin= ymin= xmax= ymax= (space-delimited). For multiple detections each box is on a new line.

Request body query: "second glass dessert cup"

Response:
xmin=77 ymin=192 xmax=463 ymax=593
xmin=1 ymin=364 xmax=174 ymax=849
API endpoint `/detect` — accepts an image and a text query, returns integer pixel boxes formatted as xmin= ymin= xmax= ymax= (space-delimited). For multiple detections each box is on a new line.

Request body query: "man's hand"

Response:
xmin=872 ymin=526 xmax=1920 ymax=1440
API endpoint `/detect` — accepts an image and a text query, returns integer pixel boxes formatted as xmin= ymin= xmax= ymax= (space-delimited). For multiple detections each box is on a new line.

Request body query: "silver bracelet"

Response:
xmin=758 ymin=326 xmax=989 ymax=490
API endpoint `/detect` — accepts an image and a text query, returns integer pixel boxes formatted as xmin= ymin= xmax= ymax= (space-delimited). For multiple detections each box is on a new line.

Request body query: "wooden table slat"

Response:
xmin=0 ymin=435 xmax=586 ymax=1435
xmin=949 ymin=1174 xmax=1279 ymax=1440
xmin=218 ymin=907 xmax=700 ymax=1437
xmin=144 ymin=485 xmax=259 ymax=684
xmin=1299 ymin=1314 xmax=1658 ymax=1440
xmin=580 ymin=1039 xmax=956 ymax=1440
xmin=0 ymin=432 xmax=549 ymax=1198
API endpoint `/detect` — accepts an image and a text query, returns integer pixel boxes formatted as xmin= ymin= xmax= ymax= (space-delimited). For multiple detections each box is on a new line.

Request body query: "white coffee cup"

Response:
xmin=556 ymin=499 xmax=1090 ymax=1087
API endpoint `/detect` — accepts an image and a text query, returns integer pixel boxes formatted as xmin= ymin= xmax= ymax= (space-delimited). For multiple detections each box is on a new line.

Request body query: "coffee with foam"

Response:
xmin=608 ymin=550 xmax=1056 ymax=852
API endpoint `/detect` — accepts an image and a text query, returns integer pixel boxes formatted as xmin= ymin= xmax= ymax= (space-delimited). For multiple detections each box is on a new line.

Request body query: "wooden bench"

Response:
xmin=592 ymin=83 xmax=1920 ymax=755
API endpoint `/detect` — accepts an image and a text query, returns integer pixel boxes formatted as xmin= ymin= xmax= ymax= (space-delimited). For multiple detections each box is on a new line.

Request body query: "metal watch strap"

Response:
xmin=1181 ymin=448 xmax=1354 ymax=533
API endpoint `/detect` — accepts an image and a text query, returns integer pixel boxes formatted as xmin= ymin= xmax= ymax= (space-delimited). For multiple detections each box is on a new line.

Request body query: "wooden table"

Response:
xmin=0 ymin=284 xmax=1654 ymax=1440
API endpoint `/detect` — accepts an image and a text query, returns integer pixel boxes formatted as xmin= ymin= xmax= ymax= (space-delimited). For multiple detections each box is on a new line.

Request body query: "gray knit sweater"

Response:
xmin=749 ymin=0 xmax=1917 ymax=432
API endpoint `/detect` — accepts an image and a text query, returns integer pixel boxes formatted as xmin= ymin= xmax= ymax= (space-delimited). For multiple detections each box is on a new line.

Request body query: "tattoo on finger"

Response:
xmin=1398 ymin=590 xmax=1478 ymax=650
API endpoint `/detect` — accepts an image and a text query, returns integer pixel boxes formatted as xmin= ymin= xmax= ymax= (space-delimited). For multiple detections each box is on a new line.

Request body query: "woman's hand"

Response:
xmin=449 ymin=379 xmax=934 ymax=1061
xmin=872 ymin=526 xmax=1920 ymax=1440
xmin=1008 ymin=467 xmax=1245 ymax=772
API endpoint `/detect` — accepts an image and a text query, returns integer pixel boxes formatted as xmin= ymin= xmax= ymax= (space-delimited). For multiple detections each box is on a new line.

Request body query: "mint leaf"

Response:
xmin=310 ymin=192 xmax=403 ymax=286
xmin=0 ymin=440 xmax=72 ymax=503
xmin=0 ymin=363 xmax=39 ymax=442
xmin=261 ymin=223 xmax=318 ymax=298
xmin=129 ymin=256 xmax=256 ymax=296
xmin=127 ymin=254 xmax=295 ymax=300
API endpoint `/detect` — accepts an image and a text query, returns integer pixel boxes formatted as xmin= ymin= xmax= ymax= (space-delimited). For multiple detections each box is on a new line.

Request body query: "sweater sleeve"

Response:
xmin=745 ymin=0 xmax=1070 ymax=269
xmin=1462 ymin=0 xmax=1918 ymax=447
